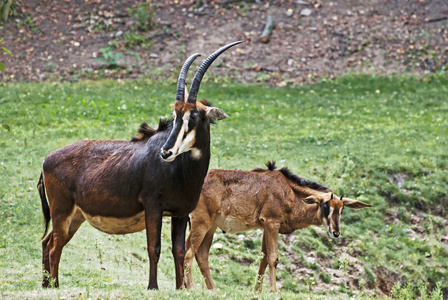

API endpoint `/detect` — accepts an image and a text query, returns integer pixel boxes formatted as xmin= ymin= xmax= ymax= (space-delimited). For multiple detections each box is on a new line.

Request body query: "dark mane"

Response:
xmin=199 ymin=99 xmax=212 ymax=107
xmin=131 ymin=119 xmax=172 ymax=142
xmin=131 ymin=100 xmax=215 ymax=142
xmin=157 ymin=118 xmax=171 ymax=132
xmin=252 ymin=161 xmax=332 ymax=193
xmin=251 ymin=161 xmax=277 ymax=172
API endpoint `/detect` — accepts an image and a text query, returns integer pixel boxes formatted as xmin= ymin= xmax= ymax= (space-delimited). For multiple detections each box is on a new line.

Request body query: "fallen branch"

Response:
xmin=425 ymin=16 xmax=448 ymax=23
xmin=260 ymin=15 xmax=275 ymax=43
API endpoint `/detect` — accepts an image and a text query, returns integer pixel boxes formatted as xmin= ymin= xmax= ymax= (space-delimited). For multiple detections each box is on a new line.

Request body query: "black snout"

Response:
xmin=333 ymin=232 xmax=340 ymax=238
xmin=161 ymin=151 xmax=172 ymax=160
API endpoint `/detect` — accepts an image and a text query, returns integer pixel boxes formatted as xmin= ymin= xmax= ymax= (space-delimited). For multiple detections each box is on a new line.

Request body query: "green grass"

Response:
xmin=0 ymin=75 xmax=447 ymax=299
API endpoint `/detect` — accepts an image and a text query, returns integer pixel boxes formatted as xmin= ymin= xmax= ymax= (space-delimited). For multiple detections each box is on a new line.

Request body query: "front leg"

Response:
xmin=144 ymin=204 xmax=163 ymax=290
xmin=255 ymin=231 xmax=268 ymax=292
xmin=171 ymin=216 xmax=189 ymax=289
xmin=264 ymin=222 xmax=280 ymax=293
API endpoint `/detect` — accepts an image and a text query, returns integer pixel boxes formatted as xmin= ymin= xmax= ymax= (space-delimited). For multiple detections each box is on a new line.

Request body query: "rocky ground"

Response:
xmin=0 ymin=0 xmax=447 ymax=84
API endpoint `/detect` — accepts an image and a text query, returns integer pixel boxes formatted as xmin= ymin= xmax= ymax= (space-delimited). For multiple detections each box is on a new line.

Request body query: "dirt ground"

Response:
xmin=1 ymin=0 xmax=447 ymax=84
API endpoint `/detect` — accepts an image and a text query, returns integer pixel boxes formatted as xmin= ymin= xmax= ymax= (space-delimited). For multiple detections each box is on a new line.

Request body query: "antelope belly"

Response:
xmin=215 ymin=214 xmax=257 ymax=234
xmin=80 ymin=207 xmax=146 ymax=234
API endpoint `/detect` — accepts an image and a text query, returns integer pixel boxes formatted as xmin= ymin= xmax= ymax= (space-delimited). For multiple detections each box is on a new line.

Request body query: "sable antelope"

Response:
xmin=185 ymin=162 xmax=371 ymax=292
xmin=37 ymin=41 xmax=244 ymax=289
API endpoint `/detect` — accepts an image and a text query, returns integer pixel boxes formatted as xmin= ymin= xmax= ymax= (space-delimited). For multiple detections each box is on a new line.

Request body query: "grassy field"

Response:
xmin=0 ymin=75 xmax=447 ymax=299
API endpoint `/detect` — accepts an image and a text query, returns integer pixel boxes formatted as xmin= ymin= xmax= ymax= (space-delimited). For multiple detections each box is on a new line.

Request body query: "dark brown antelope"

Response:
xmin=185 ymin=162 xmax=371 ymax=292
xmin=37 ymin=41 xmax=244 ymax=290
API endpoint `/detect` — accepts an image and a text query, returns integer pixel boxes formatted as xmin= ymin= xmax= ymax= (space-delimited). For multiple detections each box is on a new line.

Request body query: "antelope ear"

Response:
xmin=302 ymin=195 xmax=321 ymax=205
xmin=206 ymin=106 xmax=229 ymax=121
xmin=342 ymin=198 xmax=372 ymax=209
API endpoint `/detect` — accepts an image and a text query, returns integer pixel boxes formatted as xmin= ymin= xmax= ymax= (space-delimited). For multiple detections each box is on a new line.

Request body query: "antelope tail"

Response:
xmin=37 ymin=172 xmax=51 ymax=239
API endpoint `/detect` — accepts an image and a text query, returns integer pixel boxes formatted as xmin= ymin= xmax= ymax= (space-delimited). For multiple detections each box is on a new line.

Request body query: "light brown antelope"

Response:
xmin=185 ymin=161 xmax=371 ymax=292
xmin=37 ymin=41 xmax=244 ymax=290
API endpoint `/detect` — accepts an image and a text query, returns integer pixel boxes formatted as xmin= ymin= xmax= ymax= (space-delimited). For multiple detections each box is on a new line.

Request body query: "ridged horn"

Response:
xmin=176 ymin=53 xmax=201 ymax=102
xmin=187 ymin=40 xmax=244 ymax=103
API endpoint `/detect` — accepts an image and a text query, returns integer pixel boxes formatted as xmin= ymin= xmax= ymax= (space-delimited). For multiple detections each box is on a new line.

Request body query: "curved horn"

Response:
xmin=187 ymin=40 xmax=244 ymax=103
xmin=340 ymin=193 xmax=344 ymax=200
xmin=176 ymin=53 xmax=201 ymax=102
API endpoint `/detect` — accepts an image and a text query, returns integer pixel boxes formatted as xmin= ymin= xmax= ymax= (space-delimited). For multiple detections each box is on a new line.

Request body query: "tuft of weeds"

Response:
xmin=16 ymin=13 xmax=39 ymax=31
xmin=128 ymin=0 xmax=155 ymax=32
xmin=95 ymin=46 xmax=124 ymax=69
xmin=123 ymin=32 xmax=153 ymax=48
xmin=390 ymin=280 xmax=443 ymax=300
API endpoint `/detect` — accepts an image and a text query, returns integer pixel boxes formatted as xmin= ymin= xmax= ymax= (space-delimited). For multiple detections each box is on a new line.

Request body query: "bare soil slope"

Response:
xmin=1 ymin=0 xmax=447 ymax=84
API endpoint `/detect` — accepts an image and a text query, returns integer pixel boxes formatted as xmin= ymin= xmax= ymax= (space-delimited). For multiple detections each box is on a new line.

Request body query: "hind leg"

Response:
xmin=42 ymin=233 xmax=53 ymax=288
xmin=42 ymin=208 xmax=85 ymax=288
xmin=195 ymin=224 xmax=218 ymax=290
xmin=185 ymin=222 xmax=216 ymax=289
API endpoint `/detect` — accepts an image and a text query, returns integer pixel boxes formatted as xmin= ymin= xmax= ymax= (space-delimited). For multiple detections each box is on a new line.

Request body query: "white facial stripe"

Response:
xmin=164 ymin=109 xmax=198 ymax=161
xmin=178 ymin=129 xmax=196 ymax=154
xmin=339 ymin=208 xmax=343 ymax=215
xmin=172 ymin=129 xmax=185 ymax=154
xmin=169 ymin=111 xmax=191 ymax=156
xmin=328 ymin=207 xmax=334 ymax=218
xmin=322 ymin=217 xmax=331 ymax=236
xmin=182 ymin=111 xmax=190 ymax=133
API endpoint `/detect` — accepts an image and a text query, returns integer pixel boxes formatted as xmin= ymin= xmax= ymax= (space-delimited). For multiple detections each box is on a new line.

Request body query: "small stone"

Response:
xmin=300 ymin=8 xmax=312 ymax=16
xmin=212 ymin=243 xmax=223 ymax=249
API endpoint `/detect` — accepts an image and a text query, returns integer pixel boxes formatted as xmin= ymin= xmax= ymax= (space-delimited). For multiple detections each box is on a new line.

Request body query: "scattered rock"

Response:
xmin=1 ymin=1 xmax=447 ymax=85
xmin=300 ymin=8 xmax=313 ymax=16
xmin=212 ymin=243 xmax=223 ymax=249
xmin=403 ymin=228 xmax=416 ymax=236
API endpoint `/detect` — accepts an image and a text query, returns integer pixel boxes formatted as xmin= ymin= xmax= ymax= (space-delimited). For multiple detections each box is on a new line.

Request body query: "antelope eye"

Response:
xmin=323 ymin=202 xmax=330 ymax=216
xmin=190 ymin=111 xmax=198 ymax=120
xmin=187 ymin=112 xmax=199 ymax=131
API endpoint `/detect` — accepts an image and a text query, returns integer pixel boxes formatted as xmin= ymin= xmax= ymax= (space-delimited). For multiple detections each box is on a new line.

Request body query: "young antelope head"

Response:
xmin=160 ymin=41 xmax=243 ymax=162
xmin=303 ymin=193 xmax=371 ymax=238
